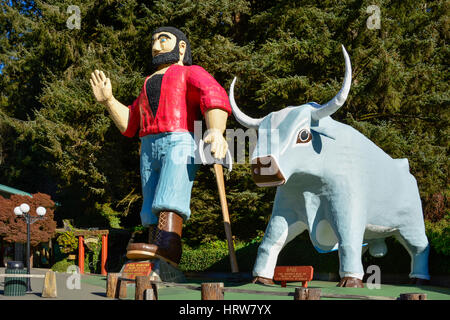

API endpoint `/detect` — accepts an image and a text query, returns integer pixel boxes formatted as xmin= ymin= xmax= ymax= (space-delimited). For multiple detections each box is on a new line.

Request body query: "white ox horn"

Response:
xmin=229 ymin=77 xmax=264 ymax=129
xmin=311 ymin=45 xmax=352 ymax=121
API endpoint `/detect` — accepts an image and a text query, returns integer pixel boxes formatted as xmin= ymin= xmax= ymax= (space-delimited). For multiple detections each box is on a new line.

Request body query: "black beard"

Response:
xmin=152 ymin=46 xmax=180 ymax=67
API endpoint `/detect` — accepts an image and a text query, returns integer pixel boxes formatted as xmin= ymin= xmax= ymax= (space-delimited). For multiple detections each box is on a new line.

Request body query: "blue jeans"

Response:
xmin=139 ymin=132 xmax=199 ymax=226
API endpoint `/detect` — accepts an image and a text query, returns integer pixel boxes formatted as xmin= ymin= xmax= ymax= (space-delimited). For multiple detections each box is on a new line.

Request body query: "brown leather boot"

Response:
xmin=126 ymin=212 xmax=183 ymax=267
xmin=337 ymin=277 xmax=364 ymax=288
xmin=252 ymin=276 xmax=275 ymax=285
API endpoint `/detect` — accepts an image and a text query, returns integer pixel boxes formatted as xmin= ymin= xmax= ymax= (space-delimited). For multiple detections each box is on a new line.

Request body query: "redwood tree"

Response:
xmin=0 ymin=193 xmax=57 ymax=246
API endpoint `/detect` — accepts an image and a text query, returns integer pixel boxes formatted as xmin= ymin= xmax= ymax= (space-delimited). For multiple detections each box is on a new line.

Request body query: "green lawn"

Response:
xmin=82 ymin=274 xmax=450 ymax=300
xmin=154 ymin=280 xmax=450 ymax=301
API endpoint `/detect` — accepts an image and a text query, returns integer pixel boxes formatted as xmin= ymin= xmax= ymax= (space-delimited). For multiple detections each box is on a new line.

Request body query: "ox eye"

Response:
xmin=297 ymin=129 xmax=312 ymax=143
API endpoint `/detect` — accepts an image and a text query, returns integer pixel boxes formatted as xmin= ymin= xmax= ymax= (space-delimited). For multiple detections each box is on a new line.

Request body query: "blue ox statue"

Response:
xmin=229 ymin=46 xmax=430 ymax=287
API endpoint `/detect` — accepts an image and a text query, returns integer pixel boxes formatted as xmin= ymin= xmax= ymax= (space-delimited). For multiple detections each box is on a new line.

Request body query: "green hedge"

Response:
xmin=179 ymin=247 xmax=230 ymax=272
xmin=179 ymin=240 xmax=259 ymax=272
xmin=51 ymin=258 xmax=76 ymax=273
xmin=425 ymin=214 xmax=450 ymax=256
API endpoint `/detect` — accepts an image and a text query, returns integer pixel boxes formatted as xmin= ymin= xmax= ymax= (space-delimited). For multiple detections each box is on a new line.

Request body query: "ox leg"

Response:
xmin=335 ymin=222 xmax=366 ymax=288
xmin=252 ymin=190 xmax=306 ymax=282
xmin=396 ymin=227 xmax=430 ymax=282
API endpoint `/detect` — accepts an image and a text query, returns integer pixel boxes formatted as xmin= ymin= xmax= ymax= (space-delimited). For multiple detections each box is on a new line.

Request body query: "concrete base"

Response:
xmin=151 ymin=259 xmax=186 ymax=285
xmin=120 ymin=259 xmax=186 ymax=288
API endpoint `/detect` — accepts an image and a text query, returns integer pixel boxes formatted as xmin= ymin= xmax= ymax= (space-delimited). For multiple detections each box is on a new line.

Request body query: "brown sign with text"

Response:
xmin=274 ymin=266 xmax=314 ymax=288
xmin=122 ymin=262 xmax=153 ymax=282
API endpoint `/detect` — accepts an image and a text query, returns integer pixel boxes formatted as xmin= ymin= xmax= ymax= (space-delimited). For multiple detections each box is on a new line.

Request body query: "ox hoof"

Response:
xmin=252 ymin=276 xmax=275 ymax=285
xmin=410 ymin=278 xmax=430 ymax=286
xmin=337 ymin=277 xmax=364 ymax=288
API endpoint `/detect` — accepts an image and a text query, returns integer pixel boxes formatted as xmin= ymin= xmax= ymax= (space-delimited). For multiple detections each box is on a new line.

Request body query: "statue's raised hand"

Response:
xmin=90 ymin=70 xmax=113 ymax=104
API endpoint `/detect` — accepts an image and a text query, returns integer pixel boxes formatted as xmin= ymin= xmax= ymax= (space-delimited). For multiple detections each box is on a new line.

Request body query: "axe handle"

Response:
xmin=213 ymin=163 xmax=239 ymax=273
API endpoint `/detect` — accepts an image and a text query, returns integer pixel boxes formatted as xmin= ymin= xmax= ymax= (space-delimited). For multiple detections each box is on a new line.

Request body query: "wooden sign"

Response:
xmin=273 ymin=266 xmax=314 ymax=288
xmin=121 ymin=262 xmax=153 ymax=283
xmin=84 ymin=236 xmax=99 ymax=245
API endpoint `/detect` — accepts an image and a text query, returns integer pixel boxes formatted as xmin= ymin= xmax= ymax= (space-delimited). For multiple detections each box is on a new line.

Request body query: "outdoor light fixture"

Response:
xmin=36 ymin=206 xmax=47 ymax=216
xmin=13 ymin=206 xmax=23 ymax=216
xmin=13 ymin=203 xmax=47 ymax=293
xmin=19 ymin=203 xmax=30 ymax=214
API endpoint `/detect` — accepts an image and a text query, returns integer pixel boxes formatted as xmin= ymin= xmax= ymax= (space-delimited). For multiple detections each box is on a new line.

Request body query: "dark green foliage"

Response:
xmin=0 ymin=1 xmax=448 ymax=259
xmin=56 ymin=230 xmax=78 ymax=253
xmin=179 ymin=244 xmax=231 ymax=272
xmin=179 ymin=240 xmax=259 ymax=272
xmin=78 ymin=234 xmax=102 ymax=273
xmin=425 ymin=213 xmax=450 ymax=256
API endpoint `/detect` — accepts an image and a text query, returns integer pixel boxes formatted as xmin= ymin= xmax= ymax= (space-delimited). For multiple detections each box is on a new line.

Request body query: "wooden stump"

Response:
xmin=135 ymin=276 xmax=152 ymax=300
xmin=399 ymin=293 xmax=427 ymax=300
xmin=201 ymin=283 xmax=224 ymax=300
xmin=294 ymin=287 xmax=321 ymax=300
xmin=118 ymin=279 xmax=128 ymax=299
xmin=144 ymin=287 xmax=158 ymax=300
xmin=106 ymin=273 xmax=120 ymax=299
xmin=42 ymin=271 xmax=57 ymax=298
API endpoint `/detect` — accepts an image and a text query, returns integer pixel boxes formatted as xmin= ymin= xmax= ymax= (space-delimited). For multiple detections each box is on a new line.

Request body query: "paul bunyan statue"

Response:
xmin=229 ymin=46 xmax=430 ymax=287
xmin=90 ymin=27 xmax=232 ymax=267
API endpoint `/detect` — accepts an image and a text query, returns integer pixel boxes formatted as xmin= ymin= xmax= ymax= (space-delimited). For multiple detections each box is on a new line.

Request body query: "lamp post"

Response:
xmin=13 ymin=203 xmax=47 ymax=292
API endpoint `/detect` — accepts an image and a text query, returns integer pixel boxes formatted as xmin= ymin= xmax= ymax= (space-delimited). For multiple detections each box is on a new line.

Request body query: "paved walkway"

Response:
xmin=0 ymin=268 xmax=108 ymax=300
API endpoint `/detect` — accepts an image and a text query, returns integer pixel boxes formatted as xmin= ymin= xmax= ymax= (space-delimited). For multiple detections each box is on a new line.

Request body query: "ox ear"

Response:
xmin=310 ymin=126 xmax=336 ymax=140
